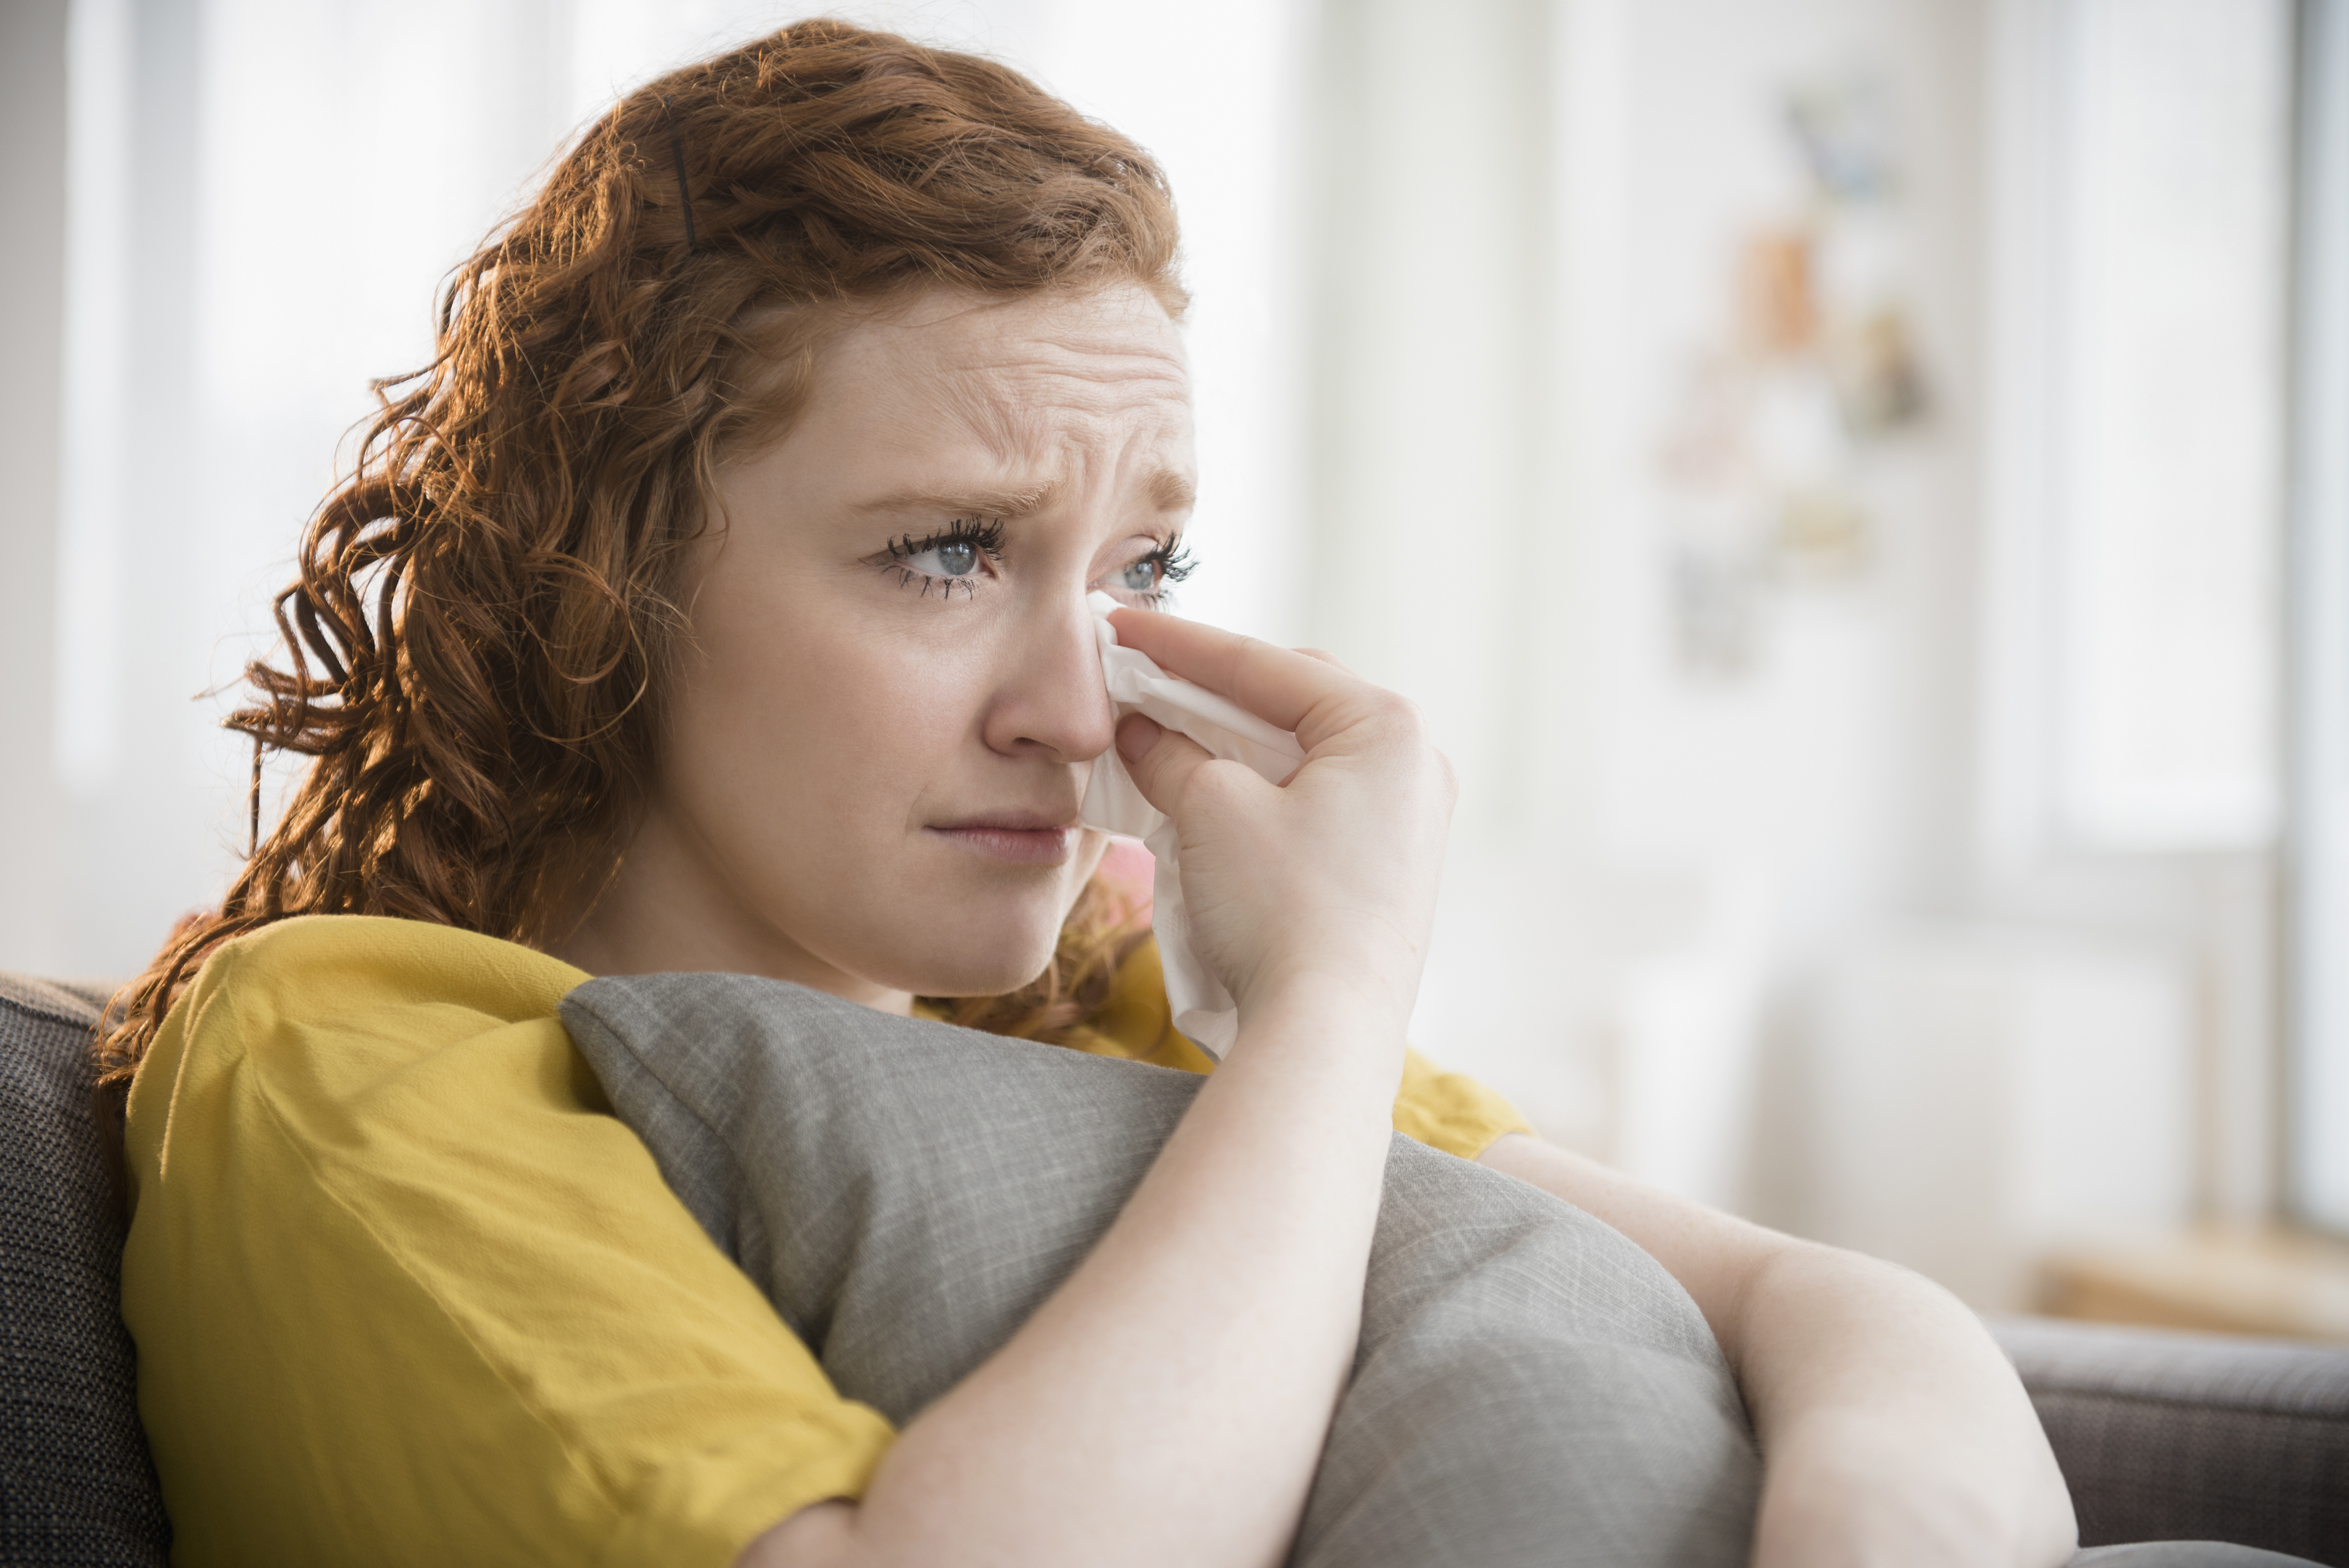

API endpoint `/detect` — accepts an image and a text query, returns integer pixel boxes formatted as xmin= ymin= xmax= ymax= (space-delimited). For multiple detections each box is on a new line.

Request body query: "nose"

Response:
xmin=980 ymin=590 xmax=1118 ymax=765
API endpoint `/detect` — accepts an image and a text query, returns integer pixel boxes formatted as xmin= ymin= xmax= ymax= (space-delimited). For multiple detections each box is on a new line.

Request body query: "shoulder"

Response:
xmin=125 ymin=915 xmax=592 ymax=1191
xmin=187 ymin=913 xmax=585 ymax=1043
xmin=120 ymin=917 xmax=889 ymax=1565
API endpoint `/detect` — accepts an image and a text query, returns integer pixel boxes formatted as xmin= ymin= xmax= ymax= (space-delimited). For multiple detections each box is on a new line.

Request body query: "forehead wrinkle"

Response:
xmin=984 ymin=344 xmax=1190 ymax=387
xmin=937 ymin=364 xmax=1044 ymax=464
xmin=940 ymin=354 xmax=1184 ymax=450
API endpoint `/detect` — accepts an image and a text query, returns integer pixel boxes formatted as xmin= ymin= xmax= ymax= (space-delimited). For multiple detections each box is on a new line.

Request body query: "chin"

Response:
xmin=863 ymin=889 xmax=1074 ymax=1000
xmin=901 ymin=935 xmax=1066 ymax=999
xmin=833 ymin=833 xmax=1108 ymax=1000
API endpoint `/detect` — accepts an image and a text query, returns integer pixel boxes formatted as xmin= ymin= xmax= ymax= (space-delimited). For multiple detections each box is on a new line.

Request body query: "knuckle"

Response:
xmin=1181 ymin=756 xmax=1252 ymax=810
xmin=1369 ymin=689 xmax=1429 ymax=742
xmin=1229 ymin=633 xmax=1276 ymax=675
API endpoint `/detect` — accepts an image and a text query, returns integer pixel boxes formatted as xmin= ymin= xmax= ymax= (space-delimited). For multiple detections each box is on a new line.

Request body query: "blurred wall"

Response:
xmin=0 ymin=0 xmax=70 ymax=977
xmin=1351 ymin=0 xmax=2000 ymax=1162
xmin=1328 ymin=0 xmax=2224 ymax=1304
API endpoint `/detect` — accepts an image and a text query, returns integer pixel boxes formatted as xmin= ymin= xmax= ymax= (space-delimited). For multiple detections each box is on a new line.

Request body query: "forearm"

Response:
xmin=745 ymin=986 xmax=1404 ymax=1568
xmin=1478 ymin=1134 xmax=2075 ymax=1568
xmin=1731 ymin=1242 xmax=2076 ymax=1568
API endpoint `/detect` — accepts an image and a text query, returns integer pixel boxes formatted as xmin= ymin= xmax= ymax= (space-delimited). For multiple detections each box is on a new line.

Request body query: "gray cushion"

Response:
xmin=1993 ymin=1317 xmax=2349 ymax=1566
xmin=561 ymin=970 xmax=1759 ymax=1568
xmin=0 ymin=975 xmax=171 ymax=1566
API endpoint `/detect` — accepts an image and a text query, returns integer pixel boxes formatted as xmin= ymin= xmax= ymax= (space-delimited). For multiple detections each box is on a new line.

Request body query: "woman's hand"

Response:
xmin=1105 ymin=607 xmax=1457 ymax=1033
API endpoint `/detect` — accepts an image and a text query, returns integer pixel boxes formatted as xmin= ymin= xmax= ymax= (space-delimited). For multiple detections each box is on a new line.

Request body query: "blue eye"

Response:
xmin=880 ymin=518 xmax=1006 ymax=600
xmin=917 ymin=539 xmax=981 ymax=578
xmin=1106 ymin=539 xmax=1194 ymax=603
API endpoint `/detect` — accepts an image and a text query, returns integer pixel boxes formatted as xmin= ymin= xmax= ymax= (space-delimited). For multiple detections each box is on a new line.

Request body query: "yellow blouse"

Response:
xmin=122 ymin=915 xmax=1528 ymax=1568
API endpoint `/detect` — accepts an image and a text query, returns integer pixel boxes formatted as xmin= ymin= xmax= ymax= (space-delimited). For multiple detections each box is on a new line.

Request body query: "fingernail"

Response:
xmin=1117 ymin=714 xmax=1161 ymax=762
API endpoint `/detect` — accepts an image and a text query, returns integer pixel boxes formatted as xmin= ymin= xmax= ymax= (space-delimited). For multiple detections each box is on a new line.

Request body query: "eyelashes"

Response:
xmin=1117 ymin=538 xmax=1195 ymax=602
xmin=880 ymin=516 xmax=1008 ymax=600
xmin=874 ymin=517 xmax=1195 ymax=605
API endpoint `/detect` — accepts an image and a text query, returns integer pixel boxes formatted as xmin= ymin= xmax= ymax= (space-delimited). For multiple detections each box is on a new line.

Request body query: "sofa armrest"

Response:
xmin=1988 ymin=1315 xmax=2349 ymax=1565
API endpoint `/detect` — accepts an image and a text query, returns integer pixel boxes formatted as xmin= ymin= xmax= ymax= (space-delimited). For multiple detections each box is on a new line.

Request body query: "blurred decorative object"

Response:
xmin=1830 ymin=304 xmax=1927 ymax=436
xmin=1776 ymin=485 xmax=1871 ymax=575
xmin=1655 ymin=69 xmax=1930 ymax=680
xmin=1783 ymin=73 xmax=1897 ymax=202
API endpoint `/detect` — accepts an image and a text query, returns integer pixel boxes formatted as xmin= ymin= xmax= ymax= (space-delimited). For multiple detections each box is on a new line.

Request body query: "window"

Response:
xmin=2287 ymin=0 xmax=2349 ymax=1232
xmin=2050 ymin=0 xmax=2293 ymax=852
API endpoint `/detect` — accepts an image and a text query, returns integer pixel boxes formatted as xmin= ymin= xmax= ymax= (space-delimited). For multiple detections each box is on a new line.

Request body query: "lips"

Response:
xmin=927 ymin=811 xmax=1079 ymax=866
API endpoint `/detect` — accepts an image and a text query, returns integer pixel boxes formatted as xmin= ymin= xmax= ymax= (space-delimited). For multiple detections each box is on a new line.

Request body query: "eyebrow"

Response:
xmin=1147 ymin=467 xmax=1197 ymax=514
xmin=855 ymin=481 xmax=1062 ymax=519
xmin=853 ymin=467 xmax=1196 ymax=521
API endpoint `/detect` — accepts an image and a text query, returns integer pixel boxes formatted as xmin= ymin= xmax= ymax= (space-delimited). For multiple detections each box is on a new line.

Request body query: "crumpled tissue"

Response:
xmin=1078 ymin=591 xmax=1305 ymax=1059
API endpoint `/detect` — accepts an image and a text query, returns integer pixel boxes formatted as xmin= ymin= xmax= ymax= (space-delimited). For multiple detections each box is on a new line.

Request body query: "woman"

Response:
xmin=105 ymin=20 xmax=2083 ymax=1568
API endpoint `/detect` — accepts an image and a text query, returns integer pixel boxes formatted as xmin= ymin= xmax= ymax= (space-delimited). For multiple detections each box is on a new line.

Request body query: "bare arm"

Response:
xmin=744 ymin=986 xmax=1401 ymax=1568
xmin=743 ymin=612 xmax=1456 ymax=1568
xmin=1476 ymin=1133 xmax=2078 ymax=1568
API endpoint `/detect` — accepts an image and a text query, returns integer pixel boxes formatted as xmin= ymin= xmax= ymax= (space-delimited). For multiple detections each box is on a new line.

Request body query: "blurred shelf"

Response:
xmin=2037 ymin=1227 xmax=2349 ymax=1343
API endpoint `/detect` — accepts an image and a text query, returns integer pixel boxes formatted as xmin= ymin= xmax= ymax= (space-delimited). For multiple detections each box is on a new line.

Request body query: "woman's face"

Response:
xmin=562 ymin=284 xmax=1193 ymax=1010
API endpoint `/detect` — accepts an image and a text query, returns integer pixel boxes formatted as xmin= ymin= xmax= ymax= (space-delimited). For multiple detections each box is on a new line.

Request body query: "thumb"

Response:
xmin=1115 ymin=713 xmax=1219 ymax=816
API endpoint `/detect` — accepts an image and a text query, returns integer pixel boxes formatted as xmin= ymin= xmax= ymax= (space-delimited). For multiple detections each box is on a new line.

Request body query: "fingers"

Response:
xmin=1115 ymin=712 xmax=1227 ymax=817
xmin=1106 ymin=608 xmax=1375 ymax=749
xmin=1294 ymin=647 xmax=1358 ymax=674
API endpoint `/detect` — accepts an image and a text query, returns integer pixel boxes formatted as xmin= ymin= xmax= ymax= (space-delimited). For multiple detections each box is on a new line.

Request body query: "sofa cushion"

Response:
xmin=0 ymin=974 xmax=170 ymax=1566
xmin=1992 ymin=1315 xmax=2349 ymax=1565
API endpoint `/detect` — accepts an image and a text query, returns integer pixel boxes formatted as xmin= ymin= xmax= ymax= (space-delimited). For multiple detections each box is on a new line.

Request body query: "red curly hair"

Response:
xmin=97 ymin=18 xmax=1180 ymax=1088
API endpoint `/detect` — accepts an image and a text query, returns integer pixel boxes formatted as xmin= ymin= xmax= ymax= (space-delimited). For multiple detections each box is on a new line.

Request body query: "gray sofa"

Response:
xmin=3 ymin=972 xmax=2345 ymax=1566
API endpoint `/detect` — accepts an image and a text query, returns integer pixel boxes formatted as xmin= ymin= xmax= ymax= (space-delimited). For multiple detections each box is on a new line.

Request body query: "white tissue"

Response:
xmin=1079 ymin=591 xmax=1305 ymax=1059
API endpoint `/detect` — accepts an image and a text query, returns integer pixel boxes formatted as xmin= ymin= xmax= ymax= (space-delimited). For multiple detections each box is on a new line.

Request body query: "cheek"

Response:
xmin=682 ymin=599 xmax=990 ymax=828
xmin=655 ymin=565 xmax=1079 ymax=995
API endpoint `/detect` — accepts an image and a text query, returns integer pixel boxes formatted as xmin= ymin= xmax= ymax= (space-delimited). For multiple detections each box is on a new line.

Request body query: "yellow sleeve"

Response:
xmin=1392 ymin=1046 xmax=1532 ymax=1160
xmin=122 ymin=917 xmax=893 ymax=1568
xmin=1074 ymin=937 xmax=1531 ymax=1160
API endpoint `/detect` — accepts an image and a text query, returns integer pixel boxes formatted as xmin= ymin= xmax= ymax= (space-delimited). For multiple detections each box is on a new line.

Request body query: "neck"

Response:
xmin=543 ymin=818 xmax=915 ymax=1018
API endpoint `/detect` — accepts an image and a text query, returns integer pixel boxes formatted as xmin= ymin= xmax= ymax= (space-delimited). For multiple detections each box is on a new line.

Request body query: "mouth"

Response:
xmin=926 ymin=810 xmax=1080 ymax=866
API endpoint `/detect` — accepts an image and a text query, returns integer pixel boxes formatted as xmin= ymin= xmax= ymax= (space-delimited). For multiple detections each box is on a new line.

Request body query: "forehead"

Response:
xmin=808 ymin=285 xmax=1194 ymax=462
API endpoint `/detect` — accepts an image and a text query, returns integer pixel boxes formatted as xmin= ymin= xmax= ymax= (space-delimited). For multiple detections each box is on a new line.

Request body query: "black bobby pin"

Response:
xmin=662 ymin=97 xmax=698 ymax=253
xmin=248 ymin=733 xmax=262 ymax=858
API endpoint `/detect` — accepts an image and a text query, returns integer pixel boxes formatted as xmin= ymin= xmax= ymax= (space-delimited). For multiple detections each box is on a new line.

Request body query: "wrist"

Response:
xmin=1237 ymin=932 xmax=1424 ymax=1031
xmin=1226 ymin=972 xmax=1412 ymax=1086
xmin=1243 ymin=966 xmax=1408 ymax=1034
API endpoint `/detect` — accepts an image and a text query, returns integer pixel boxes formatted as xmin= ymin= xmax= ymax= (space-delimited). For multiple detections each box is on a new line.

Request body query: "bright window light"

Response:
xmin=2050 ymin=0 xmax=2292 ymax=851
xmin=2288 ymin=0 xmax=2349 ymax=1232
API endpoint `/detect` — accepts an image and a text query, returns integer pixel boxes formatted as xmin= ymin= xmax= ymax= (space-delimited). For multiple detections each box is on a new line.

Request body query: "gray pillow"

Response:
xmin=0 ymin=975 xmax=173 ymax=1567
xmin=562 ymin=970 xmax=1759 ymax=1568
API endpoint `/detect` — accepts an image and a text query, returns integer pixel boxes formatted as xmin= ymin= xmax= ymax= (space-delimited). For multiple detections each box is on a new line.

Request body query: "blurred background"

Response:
xmin=3 ymin=0 xmax=2346 ymax=1332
